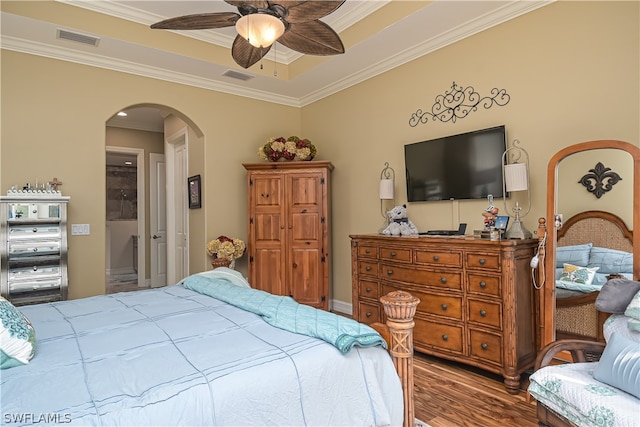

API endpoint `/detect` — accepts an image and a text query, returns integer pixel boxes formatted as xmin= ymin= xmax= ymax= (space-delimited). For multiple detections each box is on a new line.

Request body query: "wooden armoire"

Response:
xmin=243 ymin=161 xmax=333 ymax=310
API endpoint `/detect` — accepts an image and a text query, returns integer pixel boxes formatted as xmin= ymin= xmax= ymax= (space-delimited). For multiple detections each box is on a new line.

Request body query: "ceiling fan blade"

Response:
xmin=278 ymin=21 xmax=344 ymax=55
xmin=151 ymin=12 xmax=240 ymax=30
xmin=284 ymin=1 xmax=345 ymax=24
xmin=232 ymin=35 xmax=271 ymax=68
xmin=225 ymin=0 xmax=269 ymax=9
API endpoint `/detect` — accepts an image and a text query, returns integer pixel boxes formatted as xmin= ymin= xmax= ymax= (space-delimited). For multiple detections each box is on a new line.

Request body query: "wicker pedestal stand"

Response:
xmin=211 ymin=258 xmax=234 ymax=269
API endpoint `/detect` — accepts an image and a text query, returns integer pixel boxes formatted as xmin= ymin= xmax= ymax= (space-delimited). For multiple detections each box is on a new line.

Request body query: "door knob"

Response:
xmin=152 ymin=235 xmax=160 ymax=239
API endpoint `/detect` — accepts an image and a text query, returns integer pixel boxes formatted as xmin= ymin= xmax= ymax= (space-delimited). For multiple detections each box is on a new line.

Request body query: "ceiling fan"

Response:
xmin=151 ymin=1 xmax=346 ymax=69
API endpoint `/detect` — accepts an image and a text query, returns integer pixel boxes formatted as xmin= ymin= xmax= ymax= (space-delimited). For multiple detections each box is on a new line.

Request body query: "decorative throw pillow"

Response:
xmin=624 ymin=289 xmax=640 ymax=321
xmin=0 ymin=297 xmax=36 ymax=369
xmin=628 ymin=318 xmax=640 ymax=332
xmin=595 ymin=279 xmax=640 ymax=314
xmin=593 ymin=332 xmax=640 ymax=399
xmin=556 ymin=263 xmax=599 ymax=292
xmin=555 ymin=243 xmax=592 ymax=268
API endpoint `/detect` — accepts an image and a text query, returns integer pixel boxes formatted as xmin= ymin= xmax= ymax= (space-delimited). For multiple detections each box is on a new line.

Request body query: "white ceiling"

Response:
xmin=1 ymin=0 xmax=552 ymax=131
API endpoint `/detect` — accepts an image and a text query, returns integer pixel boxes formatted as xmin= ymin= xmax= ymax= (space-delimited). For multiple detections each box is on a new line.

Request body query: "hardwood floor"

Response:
xmin=413 ymin=352 xmax=538 ymax=427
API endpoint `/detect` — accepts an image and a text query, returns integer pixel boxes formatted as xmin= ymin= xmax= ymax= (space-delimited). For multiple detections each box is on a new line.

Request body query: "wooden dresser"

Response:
xmin=350 ymin=234 xmax=538 ymax=394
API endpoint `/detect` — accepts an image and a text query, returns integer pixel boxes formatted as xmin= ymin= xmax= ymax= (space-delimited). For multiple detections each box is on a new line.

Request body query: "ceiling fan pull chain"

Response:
xmin=273 ymin=43 xmax=278 ymax=77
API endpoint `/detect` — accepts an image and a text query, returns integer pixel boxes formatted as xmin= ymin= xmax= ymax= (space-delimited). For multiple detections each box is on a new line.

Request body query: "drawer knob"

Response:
xmin=480 ymin=310 xmax=487 ymax=317
xmin=365 ymin=249 xmax=371 ymax=254
xmin=481 ymin=343 xmax=488 ymax=350
xmin=433 ymin=255 xmax=439 ymax=261
xmin=33 ymin=248 xmax=38 ymax=252
xmin=366 ymin=312 xmax=372 ymax=318
xmin=32 ymin=228 xmax=38 ymax=233
xmin=441 ymin=334 xmax=448 ymax=341
xmin=479 ymin=259 xmax=486 ymax=265
xmin=365 ymin=287 xmax=372 ymax=293
xmin=441 ymin=304 xmax=447 ymax=311
xmin=479 ymin=281 xmax=487 ymax=288
xmin=390 ymin=251 xmax=396 ymax=257
xmin=387 ymin=270 xmax=393 ymax=276
xmin=440 ymin=277 xmax=447 ymax=284
xmin=32 ymin=266 xmax=38 ymax=271
xmin=365 ymin=266 xmax=371 ymax=272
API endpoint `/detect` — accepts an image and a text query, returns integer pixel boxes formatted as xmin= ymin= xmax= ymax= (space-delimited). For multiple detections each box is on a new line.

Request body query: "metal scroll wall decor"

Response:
xmin=409 ymin=81 xmax=510 ymax=127
xmin=578 ymin=162 xmax=622 ymax=199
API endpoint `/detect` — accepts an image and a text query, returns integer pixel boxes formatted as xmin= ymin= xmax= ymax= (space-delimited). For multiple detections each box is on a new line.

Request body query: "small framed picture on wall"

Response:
xmin=188 ymin=175 xmax=201 ymax=209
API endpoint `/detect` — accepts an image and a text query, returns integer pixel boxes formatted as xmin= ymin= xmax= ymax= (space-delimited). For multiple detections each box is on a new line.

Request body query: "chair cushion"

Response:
xmin=529 ymin=361 xmax=640 ymax=427
xmin=556 ymin=243 xmax=592 ymax=268
xmin=593 ymin=332 xmax=640 ymax=399
xmin=0 ymin=296 xmax=36 ymax=369
xmin=587 ymin=247 xmax=634 ymax=274
xmin=596 ymin=279 xmax=640 ymax=314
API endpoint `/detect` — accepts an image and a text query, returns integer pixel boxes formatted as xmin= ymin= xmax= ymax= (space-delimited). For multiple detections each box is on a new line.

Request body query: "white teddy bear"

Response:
xmin=381 ymin=204 xmax=419 ymax=236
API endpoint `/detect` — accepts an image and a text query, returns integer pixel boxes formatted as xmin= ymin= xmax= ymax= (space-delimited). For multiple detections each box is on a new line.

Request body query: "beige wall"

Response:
xmin=302 ymin=1 xmax=639 ymax=302
xmin=1 ymin=1 xmax=638 ymax=305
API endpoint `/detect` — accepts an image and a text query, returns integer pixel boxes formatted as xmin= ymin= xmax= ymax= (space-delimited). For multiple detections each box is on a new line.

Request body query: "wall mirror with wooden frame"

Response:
xmin=540 ymin=140 xmax=640 ymax=348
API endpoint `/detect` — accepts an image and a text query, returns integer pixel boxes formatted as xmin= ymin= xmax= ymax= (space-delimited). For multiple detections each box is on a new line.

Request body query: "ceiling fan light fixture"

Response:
xmin=236 ymin=13 xmax=285 ymax=48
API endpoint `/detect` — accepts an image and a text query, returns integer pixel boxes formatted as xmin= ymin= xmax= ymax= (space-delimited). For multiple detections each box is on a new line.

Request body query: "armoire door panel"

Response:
xmin=253 ymin=213 xmax=283 ymax=242
xmin=289 ymin=176 xmax=320 ymax=207
xmin=253 ymin=177 xmax=283 ymax=207
xmin=290 ymin=213 xmax=320 ymax=242
xmin=289 ymin=248 xmax=322 ymax=306
xmin=252 ymin=248 xmax=285 ymax=295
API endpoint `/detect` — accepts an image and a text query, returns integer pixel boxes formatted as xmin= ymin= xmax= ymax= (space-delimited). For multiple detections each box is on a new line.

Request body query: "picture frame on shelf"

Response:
xmin=188 ymin=175 xmax=201 ymax=209
xmin=495 ymin=215 xmax=509 ymax=232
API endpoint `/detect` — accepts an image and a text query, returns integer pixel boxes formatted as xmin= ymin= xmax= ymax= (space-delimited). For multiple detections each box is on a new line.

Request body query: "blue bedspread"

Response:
xmin=181 ymin=272 xmax=386 ymax=354
xmin=2 ymin=281 xmax=403 ymax=426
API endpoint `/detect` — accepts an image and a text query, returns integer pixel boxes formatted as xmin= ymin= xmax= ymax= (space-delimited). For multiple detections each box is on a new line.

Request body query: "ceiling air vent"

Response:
xmin=57 ymin=29 xmax=100 ymax=47
xmin=222 ymin=70 xmax=254 ymax=81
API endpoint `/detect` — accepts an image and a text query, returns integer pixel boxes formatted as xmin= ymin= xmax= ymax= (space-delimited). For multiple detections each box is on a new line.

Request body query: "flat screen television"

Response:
xmin=404 ymin=125 xmax=506 ymax=202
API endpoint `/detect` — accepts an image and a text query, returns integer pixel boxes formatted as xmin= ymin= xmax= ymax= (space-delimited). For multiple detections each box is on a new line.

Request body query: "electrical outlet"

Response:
xmin=71 ymin=224 xmax=90 ymax=235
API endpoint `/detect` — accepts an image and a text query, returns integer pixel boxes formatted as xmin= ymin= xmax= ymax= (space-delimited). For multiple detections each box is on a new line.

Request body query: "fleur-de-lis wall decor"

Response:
xmin=578 ymin=162 xmax=622 ymax=199
xmin=409 ymin=81 xmax=510 ymax=127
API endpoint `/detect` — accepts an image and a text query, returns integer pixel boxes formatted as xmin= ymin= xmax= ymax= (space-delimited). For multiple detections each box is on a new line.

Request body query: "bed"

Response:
xmin=553 ymin=210 xmax=634 ymax=342
xmin=1 ymin=268 xmax=418 ymax=426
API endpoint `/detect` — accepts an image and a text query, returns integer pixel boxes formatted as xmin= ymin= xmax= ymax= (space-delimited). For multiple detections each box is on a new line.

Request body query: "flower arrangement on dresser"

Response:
xmin=258 ymin=136 xmax=317 ymax=162
xmin=207 ymin=235 xmax=246 ymax=269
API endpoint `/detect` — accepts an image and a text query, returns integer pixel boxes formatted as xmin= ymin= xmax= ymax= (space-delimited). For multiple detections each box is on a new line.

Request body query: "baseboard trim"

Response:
xmin=331 ymin=299 xmax=352 ymax=316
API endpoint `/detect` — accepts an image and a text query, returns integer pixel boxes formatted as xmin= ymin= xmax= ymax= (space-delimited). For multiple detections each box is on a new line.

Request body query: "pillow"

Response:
xmin=0 ymin=297 xmax=36 ymax=369
xmin=555 ymin=263 xmax=599 ymax=292
xmin=596 ymin=279 xmax=640 ymax=314
xmin=587 ymin=247 xmax=634 ymax=274
xmin=624 ymin=289 xmax=640 ymax=321
xmin=628 ymin=318 xmax=640 ymax=333
xmin=555 ymin=243 xmax=592 ymax=268
xmin=593 ymin=332 xmax=640 ymax=399
xmin=193 ymin=267 xmax=251 ymax=288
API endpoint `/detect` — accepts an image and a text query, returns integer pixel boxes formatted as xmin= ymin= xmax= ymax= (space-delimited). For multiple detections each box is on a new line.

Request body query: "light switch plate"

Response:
xmin=71 ymin=224 xmax=90 ymax=235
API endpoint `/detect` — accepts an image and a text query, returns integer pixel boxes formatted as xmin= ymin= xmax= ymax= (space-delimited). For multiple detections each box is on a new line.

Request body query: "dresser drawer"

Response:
xmin=465 ymin=252 xmax=500 ymax=271
xmin=358 ymin=279 xmax=380 ymax=300
xmin=415 ymin=318 xmax=463 ymax=354
xmin=9 ymin=264 xmax=61 ymax=281
xmin=415 ymin=250 xmax=462 ymax=267
xmin=358 ymin=260 xmax=378 ymax=276
xmin=469 ymin=329 xmax=503 ymax=365
xmin=381 ymin=264 xmax=462 ymax=290
xmin=9 ymin=224 xmax=61 ymax=240
xmin=358 ymin=245 xmax=378 ymax=259
xmin=467 ymin=274 xmax=501 ymax=297
xmin=380 ymin=247 xmax=411 ymax=263
xmin=9 ymin=240 xmax=61 ymax=257
xmin=358 ymin=302 xmax=381 ymax=324
xmin=468 ymin=299 xmax=502 ymax=330
xmin=383 ymin=284 xmax=462 ymax=321
xmin=10 ymin=277 xmax=62 ymax=292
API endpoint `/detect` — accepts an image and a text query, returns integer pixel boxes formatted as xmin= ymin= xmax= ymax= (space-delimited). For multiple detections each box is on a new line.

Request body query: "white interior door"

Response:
xmin=173 ymin=143 xmax=188 ymax=281
xmin=150 ymin=153 xmax=167 ymax=288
